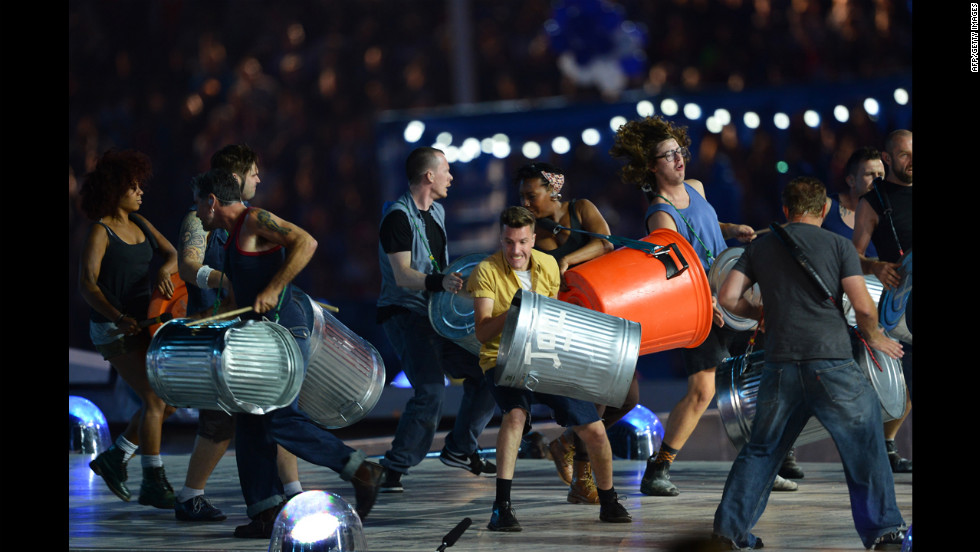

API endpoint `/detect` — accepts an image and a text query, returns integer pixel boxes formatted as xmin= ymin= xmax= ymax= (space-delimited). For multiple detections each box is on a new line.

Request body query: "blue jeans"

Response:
xmin=713 ymin=359 xmax=905 ymax=549
xmin=235 ymin=291 xmax=365 ymax=517
xmin=380 ymin=310 xmax=496 ymax=474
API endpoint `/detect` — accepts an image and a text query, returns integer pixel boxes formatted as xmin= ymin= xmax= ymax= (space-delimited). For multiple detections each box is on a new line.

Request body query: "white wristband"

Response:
xmin=196 ymin=265 xmax=215 ymax=289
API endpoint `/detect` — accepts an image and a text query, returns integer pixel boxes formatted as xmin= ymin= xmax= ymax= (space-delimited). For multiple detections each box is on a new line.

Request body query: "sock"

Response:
xmin=115 ymin=436 xmax=138 ymax=461
xmin=177 ymin=487 xmax=204 ymax=503
xmin=597 ymin=487 xmax=617 ymax=504
xmin=283 ymin=481 xmax=303 ymax=497
xmin=141 ymin=454 xmax=164 ymax=469
xmin=654 ymin=443 xmax=679 ymax=465
xmin=495 ymin=478 xmax=512 ymax=504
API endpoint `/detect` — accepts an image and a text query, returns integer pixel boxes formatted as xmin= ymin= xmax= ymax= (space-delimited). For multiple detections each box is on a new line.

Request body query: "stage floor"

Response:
xmin=69 ymin=446 xmax=913 ymax=551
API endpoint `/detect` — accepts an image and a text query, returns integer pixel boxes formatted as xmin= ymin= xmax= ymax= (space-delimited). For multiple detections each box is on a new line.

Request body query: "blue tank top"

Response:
xmin=821 ymin=194 xmax=877 ymax=258
xmin=645 ymin=183 xmax=727 ymax=270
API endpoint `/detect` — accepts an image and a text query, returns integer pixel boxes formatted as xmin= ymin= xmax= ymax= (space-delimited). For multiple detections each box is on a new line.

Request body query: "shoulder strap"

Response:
xmin=769 ymin=223 xmax=841 ymax=312
xmin=128 ymin=213 xmax=159 ymax=251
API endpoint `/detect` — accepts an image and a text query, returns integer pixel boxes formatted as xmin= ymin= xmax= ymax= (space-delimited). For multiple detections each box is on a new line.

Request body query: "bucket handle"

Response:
xmin=538 ymin=219 xmax=689 ymax=279
xmin=651 ymin=242 xmax=689 ymax=280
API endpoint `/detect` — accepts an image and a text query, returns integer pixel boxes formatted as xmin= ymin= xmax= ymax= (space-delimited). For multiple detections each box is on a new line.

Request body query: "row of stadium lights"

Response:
xmin=403 ymin=88 xmax=910 ymax=165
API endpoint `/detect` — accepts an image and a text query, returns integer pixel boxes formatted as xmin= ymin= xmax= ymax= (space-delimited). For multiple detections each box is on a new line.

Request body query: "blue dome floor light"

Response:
xmin=268 ymin=491 xmax=367 ymax=552
xmin=69 ymin=396 xmax=111 ymax=455
xmin=606 ymin=404 xmax=664 ymax=460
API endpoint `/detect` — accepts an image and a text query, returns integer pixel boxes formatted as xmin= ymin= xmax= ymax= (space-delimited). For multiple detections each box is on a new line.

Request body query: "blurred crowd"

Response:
xmin=69 ymin=0 xmax=912 ymax=350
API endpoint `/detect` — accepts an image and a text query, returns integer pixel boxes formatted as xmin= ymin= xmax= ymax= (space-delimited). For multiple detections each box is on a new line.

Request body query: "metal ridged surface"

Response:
xmin=842 ymin=275 xmax=884 ymax=327
xmin=428 ymin=253 xmax=487 ymax=356
xmin=706 ymin=247 xmax=761 ymax=331
xmin=298 ymin=299 xmax=386 ymax=428
xmin=497 ymin=290 xmax=640 ymax=408
xmin=146 ymin=319 xmax=303 ymax=415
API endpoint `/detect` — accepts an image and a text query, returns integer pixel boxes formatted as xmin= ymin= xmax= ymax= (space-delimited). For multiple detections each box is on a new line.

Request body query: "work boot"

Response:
xmin=598 ymin=493 xmax=632 ymax=523
xmin=351 ymin=461 xmax=386 ymax=520
xmin=547 ymin=433 xmax=574 ymax=485
xmin=89 ymin=445 xmax=131 ymax=502
xmin=138 ymin=466 xmax=176 ymax=509
xmin=567 ymin=460 xmax=599 ymax=504
xmin=640 ymin=459 xmax=679 ymax=496
xmin=885 ymin=440 xmax=912 ymax=473
xmin=778 ymin=447 xmax=805 ymax=479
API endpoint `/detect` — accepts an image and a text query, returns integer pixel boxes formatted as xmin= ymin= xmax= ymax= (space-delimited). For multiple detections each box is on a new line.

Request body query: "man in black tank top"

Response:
xmin=852 ymin=129 xmax=913 ymax=474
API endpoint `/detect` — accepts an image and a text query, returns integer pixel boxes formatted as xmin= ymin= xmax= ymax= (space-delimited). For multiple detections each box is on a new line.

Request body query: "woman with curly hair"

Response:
xmin=78 ymin=149 xmax=180 ymax=509
xmin=609 ymin=117 xmax=797 ymax=497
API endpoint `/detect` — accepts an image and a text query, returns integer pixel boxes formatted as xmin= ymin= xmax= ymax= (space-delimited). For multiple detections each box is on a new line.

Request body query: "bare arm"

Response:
xmin=852 ymin=198 xmax=901 ymax=288
xmin=132 ymin=213 xmax=178 ymax=299
xmin=718 ymin=269 xmax=763 ymax=321
xmin=386 ymin=250 xmax=463 ymax=293
xmin=841 ymin=274 xmax=903 ymax=359
xmin=245 ymin=209 xmax=319 ymax=313
xmin=558 ymin=199 xmax=614 ymax=270
xmin=473 ymin=296 xmax=508 ymax=344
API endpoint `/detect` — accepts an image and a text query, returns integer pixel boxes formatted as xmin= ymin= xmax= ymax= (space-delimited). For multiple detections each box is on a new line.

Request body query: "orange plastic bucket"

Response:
xmin=146 ymin=272 xmax=188 ymax=337
xmin=558 ymin=228 xmax=713 ymax=355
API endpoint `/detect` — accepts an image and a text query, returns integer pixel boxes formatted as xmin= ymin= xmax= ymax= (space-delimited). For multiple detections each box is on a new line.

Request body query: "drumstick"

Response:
xmin=753 ymin=228 xmax=771 ymax=236
xmin=108 ymin=313 xmax=174 ymax=336
xmin=316 ymin=301 xmax=340 ymax=313
xmin=186 ymin=306 xmax=254 ymax=326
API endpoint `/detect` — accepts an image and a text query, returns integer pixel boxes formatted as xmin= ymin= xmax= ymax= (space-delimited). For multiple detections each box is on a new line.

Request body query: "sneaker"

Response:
xmin=89 ymin=445 xmax=131 ymax=502
xmin=640 ymin=460 xmax=679 ymax=496
xmin=351 ymin=461 xmax=386 ymax=519
xmin=379 ymin=470 xmax=404 ymax=493
xmin=598 ymin=495 xmax=632 ymax=523
xmin=771 ymin=474 xmax=798 ymax=492
xmin=567 ymin=461 xmax=599 ymax=505
xmin=888 ymin=452 xmax=912 ymax=473
xmin=138 ymin=466 xmax=176 ymax=509
xmin=872 ymin=528 xmax=907 ymax=550
xmin=548 ymin=434 xmax=574 ymax=485
xmin=440 ymin=447 xmax=497 ymax=477
xmin=175 ymin=495 xmax=227 ymax=522
xmin=711 ymin=533 xmax=764 ymax=549
xmin=233 ymin=503 xmax=283 ymax=539
xmin=487 ymin=500 xmax=522 ymax=532
xmin=778 ymin=448 xmax=805 ymax=479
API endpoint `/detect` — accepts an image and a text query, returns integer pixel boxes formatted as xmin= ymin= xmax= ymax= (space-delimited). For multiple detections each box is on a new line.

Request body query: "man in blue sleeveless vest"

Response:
xmin=852 ymin=129 xmax=913 ymax=474
xmin=376 ymin=146 xmax=497 ymax=492
xmin=172 ymin=144 xmax=304 ymax=522
xmin=192 ymin=168 xmax=385 ymax=538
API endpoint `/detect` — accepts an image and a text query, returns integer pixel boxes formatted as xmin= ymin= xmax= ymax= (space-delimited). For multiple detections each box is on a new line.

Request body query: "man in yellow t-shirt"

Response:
xmin=468 ymin=206 xmax=632 ymax=532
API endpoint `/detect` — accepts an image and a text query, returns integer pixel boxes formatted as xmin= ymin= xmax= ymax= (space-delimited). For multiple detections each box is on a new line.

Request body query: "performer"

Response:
xmin=192 ymin=168 xmax=385 ymax=538
xmin=172 ymin=144 xmax=303 ymax=522
xmin=609 ymin=116 xmax=799 ymax=496
xmin=470 ymin=206 xmax=632 ymax=531
xmin=79 ymin=149 xmax=180 ymax=509
xmin=852 ymin=129 xmax=913 ymax=473
xmin=376 ymin=146 xmax=497 ymax=493
xmin=515 ymin=162 xmax=628 ymax=505
xmin=712 ymin=176 xmax=907 ymax=550
xmin=821 ymin=147 xmax=882 ymax=259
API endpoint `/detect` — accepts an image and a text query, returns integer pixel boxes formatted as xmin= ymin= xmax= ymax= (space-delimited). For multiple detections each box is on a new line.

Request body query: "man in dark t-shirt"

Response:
xmin=712 ymin=176 xmax=907 ymax=550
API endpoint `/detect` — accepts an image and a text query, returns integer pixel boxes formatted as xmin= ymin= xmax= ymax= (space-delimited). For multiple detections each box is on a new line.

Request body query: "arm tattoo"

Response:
xmin=256 ymin=209 xmax=291 ymax=236
xmin=179 ymin=215 xmax=207 ymax=262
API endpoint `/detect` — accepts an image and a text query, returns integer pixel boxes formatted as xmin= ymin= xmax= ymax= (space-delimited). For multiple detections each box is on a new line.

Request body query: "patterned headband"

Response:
xmin=541 ymin=171 xmax=564 ymax=196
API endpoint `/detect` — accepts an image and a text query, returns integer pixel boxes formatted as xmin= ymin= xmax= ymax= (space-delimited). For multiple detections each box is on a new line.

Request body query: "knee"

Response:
xmin=574 ymin=421 xmax=606 ymax=445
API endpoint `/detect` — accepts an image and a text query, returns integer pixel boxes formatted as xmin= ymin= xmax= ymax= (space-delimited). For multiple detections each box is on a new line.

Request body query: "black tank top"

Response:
xmin=90 ymin=214 xmax=154 ymax=323
xmin=541 ymin=200 xmax=589 ymax=263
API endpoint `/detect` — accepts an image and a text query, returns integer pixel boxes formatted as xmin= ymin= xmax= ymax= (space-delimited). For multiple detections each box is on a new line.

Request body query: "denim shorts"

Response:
xmin=89 ymin=320 xmax=149 ymax=360
xmin=484 ymin=366 xmax=600 ymax=431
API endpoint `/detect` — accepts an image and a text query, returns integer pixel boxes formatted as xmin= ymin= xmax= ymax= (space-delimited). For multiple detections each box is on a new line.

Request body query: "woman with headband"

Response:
xmin=516 ymin=162 xmax=635 ymax=506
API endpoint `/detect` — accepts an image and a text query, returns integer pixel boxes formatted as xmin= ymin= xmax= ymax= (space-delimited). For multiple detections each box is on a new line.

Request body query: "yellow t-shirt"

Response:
xmin=467 ymin=249 xmax=561 ymax=372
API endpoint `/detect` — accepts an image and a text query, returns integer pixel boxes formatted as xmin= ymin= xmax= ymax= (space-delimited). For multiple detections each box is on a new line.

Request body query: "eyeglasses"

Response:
xmin=654 ymin=147 xmax=690 ymax=163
